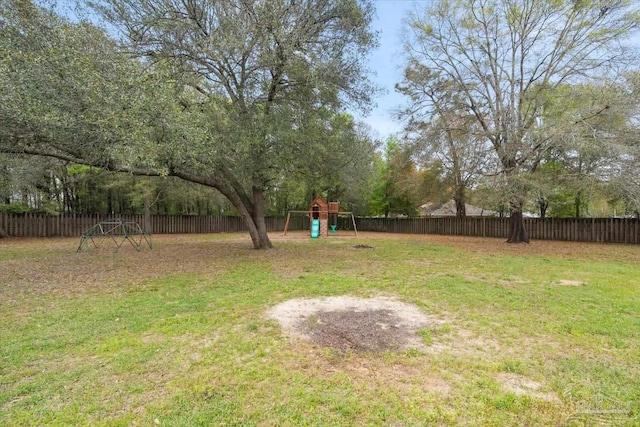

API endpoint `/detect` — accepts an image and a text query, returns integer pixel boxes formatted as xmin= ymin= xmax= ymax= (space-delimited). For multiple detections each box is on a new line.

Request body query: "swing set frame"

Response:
xmin=282 ymin=210 xmax=358 ymax=236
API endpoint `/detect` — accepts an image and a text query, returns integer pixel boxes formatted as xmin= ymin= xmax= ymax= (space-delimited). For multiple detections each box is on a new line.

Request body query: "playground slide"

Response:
xmin=311 ymin=219 xmax=320 ymax=238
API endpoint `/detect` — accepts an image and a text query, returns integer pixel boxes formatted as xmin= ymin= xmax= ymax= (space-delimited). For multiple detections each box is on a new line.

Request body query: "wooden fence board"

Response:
xmin=0 ymin=213 xmax=638 ymax=244
xmin=352 ymin=216 xmax=639 ymax=244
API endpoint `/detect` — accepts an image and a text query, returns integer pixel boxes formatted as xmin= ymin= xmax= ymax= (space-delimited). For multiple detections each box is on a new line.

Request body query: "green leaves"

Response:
xmin=400 ymin=0 xmax=640 ymax=222
xmin=1 ymin=0 xmax=380 ymax=247
xmin=2 ymin=1 xmax=156 ymax=165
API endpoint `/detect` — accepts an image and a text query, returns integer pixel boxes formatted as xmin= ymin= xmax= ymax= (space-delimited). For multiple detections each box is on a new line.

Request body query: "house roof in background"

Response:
xmin=420 ymin=200 xmax=497 ymax=217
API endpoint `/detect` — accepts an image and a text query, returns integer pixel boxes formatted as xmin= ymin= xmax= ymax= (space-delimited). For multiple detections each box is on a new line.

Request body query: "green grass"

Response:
xmin=1 ymin=233 xmax=639 ymax=425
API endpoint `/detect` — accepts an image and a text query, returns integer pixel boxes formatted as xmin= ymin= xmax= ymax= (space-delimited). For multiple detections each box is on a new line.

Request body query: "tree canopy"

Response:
xmin=400 ymin=0 xmax=640 ymax=241
xmin=0 ymin=0 xmax=378 ymax=248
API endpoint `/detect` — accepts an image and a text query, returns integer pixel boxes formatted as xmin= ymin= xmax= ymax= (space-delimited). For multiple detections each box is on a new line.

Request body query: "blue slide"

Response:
xmin=311 ymin=219 xmax=320 ymax=238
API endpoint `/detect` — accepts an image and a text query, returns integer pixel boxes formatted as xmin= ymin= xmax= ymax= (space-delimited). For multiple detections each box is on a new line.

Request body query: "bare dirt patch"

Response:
xmin=269 ymin=296 xmax=435 ymax=353
xmin=268 ymin=295 xmax=506 ymax=359
xmin=555 ymin=280 xmax=586 ymax=287
xmin=303 ymin=309 xmax=406 ymax=352
xmin=495 ymin=372 xmax=560 ymax=402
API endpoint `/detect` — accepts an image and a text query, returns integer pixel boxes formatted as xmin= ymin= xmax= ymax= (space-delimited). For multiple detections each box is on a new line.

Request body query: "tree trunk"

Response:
xmin=243 ymin=215 xmax=267 ymax=249
xmin=171 ymin=169 xmax=273 ymax=249
xmin=454 ymin=187 xmax=466 ymax=218
xmin=251 ymin=186 xmax=272 ymax=249
xmin=451 ymin=144 xmax=466 ymax=218
xmin=454 ymin=198 xmax=466 ymax=217
xmin=144 ymin=192 xmax=152 ymax=234
xmin=538 ymin=198 xmax=548 ymax=219
xmin=233 ymin=198 xmax=272 ymax=249
xmin=232 ymin=197 xmax=270 ymax=249
xmin=507 ymin=199 xmax=529 ymax=243
xmin=574 ymin=192 xmax=581 ymax=218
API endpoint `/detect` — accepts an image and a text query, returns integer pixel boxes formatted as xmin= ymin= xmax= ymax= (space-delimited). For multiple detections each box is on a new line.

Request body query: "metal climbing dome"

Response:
xmin=76 ymin=218 xmax=152 ymax=252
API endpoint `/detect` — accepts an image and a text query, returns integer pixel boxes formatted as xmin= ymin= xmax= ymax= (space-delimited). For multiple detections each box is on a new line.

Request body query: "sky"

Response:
xmin=356 ymin=0 xmax=429 ymax=140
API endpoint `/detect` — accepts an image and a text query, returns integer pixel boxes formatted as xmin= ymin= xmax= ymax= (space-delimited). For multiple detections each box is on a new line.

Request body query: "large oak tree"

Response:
xmin=400 ymin=0 xmax=640 ymax=242
xmin=89 ymin=0 xmax=377 ymax=248
xmin=0 ymin=0 xmax=377 ymax=248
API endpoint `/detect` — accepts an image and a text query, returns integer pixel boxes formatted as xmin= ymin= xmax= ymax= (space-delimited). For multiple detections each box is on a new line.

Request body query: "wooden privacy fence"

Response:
xmin=0 ymin=213 xmax=309 ymax=238
xmin=355 ymin=217 xmax=640 ymax=244
xmin=1 ymin=213 xmax=639 ymax=244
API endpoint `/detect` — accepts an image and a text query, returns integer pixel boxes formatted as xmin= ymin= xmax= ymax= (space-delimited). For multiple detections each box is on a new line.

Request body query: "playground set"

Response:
xmin=77 ymin=218 xmax=152 ymax=252
xmin=282 ymin=196 xmax=358 ymax=238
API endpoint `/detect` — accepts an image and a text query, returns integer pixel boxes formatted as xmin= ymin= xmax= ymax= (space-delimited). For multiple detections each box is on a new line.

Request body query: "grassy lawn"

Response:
xmin=1 ymin=232 xmax=639 ymax=426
